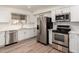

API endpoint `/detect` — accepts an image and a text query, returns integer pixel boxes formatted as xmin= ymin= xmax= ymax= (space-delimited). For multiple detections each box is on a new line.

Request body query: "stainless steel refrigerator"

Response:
xmin=37 ymin=16 xmax=53 ymax=45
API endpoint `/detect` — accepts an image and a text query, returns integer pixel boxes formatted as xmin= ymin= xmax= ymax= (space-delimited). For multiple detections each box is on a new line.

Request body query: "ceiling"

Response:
xmin=2 ymin=5 xmax=57 ymax=12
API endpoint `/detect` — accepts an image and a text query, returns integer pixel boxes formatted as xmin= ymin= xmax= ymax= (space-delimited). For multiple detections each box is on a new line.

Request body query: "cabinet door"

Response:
xmin=34 ymin=28 xmax=37 ymax=36
xmin=76 ymin=34 xmax=79 ymax=52
xmin=55 ymin=7 xmax=70 ymax=14
xmin=18 ymin=30 xmax=24 ymax=41
xmin=62 ymin=7 xmax=70 ymax=13
xmin=71 ymin=6 xmax=79 ymax=22
xmin=23 ymin=29 xmax=30 ymax=39
xmin=23 ymin=29 xmax=27 ymax=39
xmin=29 ymin=28 xmax=34 ymax=37
xmin=51 ymin=10 xmax=55 ymax=22
xmin=69 ymin=34 xmax=78 ymax=52
xmin=55 ymin=9 xmax=62 ymax=15
xmin=0 ymin=32 xmax=5 ymax=47
xmin=49 ymin=29 xmax=52 ymax=44
xmin=23 ymin=29 xmax=34 ymax=39
xmin=18 ymin=28 xmax=37 ymax=41
xmin=28 ymin=28 xmax=37 ymax=38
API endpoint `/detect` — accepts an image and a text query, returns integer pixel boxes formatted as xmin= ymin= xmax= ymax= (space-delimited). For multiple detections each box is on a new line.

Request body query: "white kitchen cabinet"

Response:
xmin=28 ymin=28 xmax=34 ymax=37
xmin=18 ymin=28 xmax=37 ymax=41
xmin=69 ymin=33 xmax=79 ymax=53
xmin=18 ymin=29 xmax=28 ymax=41
xmin=24 ymin=29 xmax=33 ymax=39
xmin=48 ymin=29 xmax=53 ymax=44
xmin=51 ymin=10 xmax=55 ymax=22
xmin=18 ymin=29 xmax=29 ymax=41
xmin=0 ymin=32 xmax=5 ymax=47
xmin=70 ymin=6 xmax=79 ymax=22
xmin=27 ymin=28 xmax=37 ymax=38
xmin=33 ymin=28 xmax=37 ymax=36
xmin=55 ymin=9 xmax=61 ymax=15
xmin=55 ymin=7 xmax=70 ymax=15
xmin=18 ymin=29 xmax=25 ymax=41
xmin=62 ymin=7 xmax=70 ymax=13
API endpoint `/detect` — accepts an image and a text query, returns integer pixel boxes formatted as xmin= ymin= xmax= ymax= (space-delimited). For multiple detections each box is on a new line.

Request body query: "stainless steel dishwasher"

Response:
xmin=5 ymin=30 xmax=18 ymax=46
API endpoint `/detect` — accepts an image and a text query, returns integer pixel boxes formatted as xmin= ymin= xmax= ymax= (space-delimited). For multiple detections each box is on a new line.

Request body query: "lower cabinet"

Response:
xmin=18 ymin=29 xmax=25 ymax=41
xmin=69 ymin=33 xmax=79 ymax=53
xmin=34 ymin=28 xmax=37 ymax=36
xmin=48 ymin=29 xmax=53 ymax=44
xmin=0 ymin=32 xmax=5 ymax=47
xmin=18 ymin=28 xmax=37 ymax=41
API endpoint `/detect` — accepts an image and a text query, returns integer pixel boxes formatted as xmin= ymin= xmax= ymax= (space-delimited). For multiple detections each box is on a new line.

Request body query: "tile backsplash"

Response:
xmin=0 ymin=22 xmax=79 ymax=32
xmin=53 ymin=22 xmax=79 ymax=31
xmin=53 ymin=22 xmax=71 ymax=30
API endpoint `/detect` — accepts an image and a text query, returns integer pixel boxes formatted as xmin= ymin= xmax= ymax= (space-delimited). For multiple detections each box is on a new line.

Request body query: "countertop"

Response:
xmin=0 ymin=25 xmax=21 ymax=32
xmin=23 ymin=24 xmax=37 ymax=29
xmin=0 ymin=24 xmax=37 ymax=32
xmin=69 ymin=31 xmax=79 ymax=34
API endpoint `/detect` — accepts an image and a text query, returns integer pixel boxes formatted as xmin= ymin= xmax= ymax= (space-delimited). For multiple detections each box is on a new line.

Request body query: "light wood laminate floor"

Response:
xmin=0 ymin=37 xmax=61 ymax=53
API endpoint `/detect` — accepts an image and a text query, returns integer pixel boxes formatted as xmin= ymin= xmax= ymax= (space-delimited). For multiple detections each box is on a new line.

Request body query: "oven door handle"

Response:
xmin=53 ymin=33 xmax=67 ymax=36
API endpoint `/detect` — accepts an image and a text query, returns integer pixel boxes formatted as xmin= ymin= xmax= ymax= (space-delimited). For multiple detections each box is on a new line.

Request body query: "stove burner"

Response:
xmin=52 ymin=25 xmax=71 ymax=34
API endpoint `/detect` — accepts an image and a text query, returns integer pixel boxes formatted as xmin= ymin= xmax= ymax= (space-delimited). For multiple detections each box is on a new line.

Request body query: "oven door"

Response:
xmin=52 ymin=33 xmax=68 ymax=47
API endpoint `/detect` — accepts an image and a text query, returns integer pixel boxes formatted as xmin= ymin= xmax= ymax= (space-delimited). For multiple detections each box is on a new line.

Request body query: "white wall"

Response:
xmin=70 ymin=22 xmax=79 ymax=31
xmin=0 ymin=6 xmax=32 ymax=23
xmin=0 ymin=6 xmax=34 ymax=28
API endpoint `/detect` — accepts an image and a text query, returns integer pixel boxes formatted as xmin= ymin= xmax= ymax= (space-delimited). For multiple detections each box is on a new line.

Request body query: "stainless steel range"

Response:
xmin=52 ymin=25 xmax=71 ymax=53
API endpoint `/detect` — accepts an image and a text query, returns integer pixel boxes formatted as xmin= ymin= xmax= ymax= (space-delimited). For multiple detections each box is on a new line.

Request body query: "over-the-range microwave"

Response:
xmin=55 ymin=13 xmax=70 ymax=22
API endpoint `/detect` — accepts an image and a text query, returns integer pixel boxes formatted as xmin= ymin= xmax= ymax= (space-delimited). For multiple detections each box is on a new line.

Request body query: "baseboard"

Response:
xmin=5 ymin=42 xmax=18 ymax=46
xmin=37 ymin=40 xmax=49 ymax=45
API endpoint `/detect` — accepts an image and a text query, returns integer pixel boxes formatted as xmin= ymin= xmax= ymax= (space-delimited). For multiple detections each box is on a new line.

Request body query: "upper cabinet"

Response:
xmin=55 ymin=9 xmax=61 ymax=15
xmin=70 ymin=6 xmax=79 ymax=22
xmin=61 ymin=7 xmax=70 ymax=13
xmin=55 ymin=7 xmax=70 ymax=15
xmin=51 ymin=10 xmax=55 ymax=22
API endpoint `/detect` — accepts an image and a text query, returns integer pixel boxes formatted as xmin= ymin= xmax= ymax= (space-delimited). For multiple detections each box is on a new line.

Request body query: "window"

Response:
xmin=11 ymin=13 xmax=27 ymax=24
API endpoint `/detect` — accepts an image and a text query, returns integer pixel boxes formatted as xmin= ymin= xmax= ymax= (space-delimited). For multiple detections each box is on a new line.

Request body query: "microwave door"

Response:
xmin=56 ymin=15 xmax=64 ymax=21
